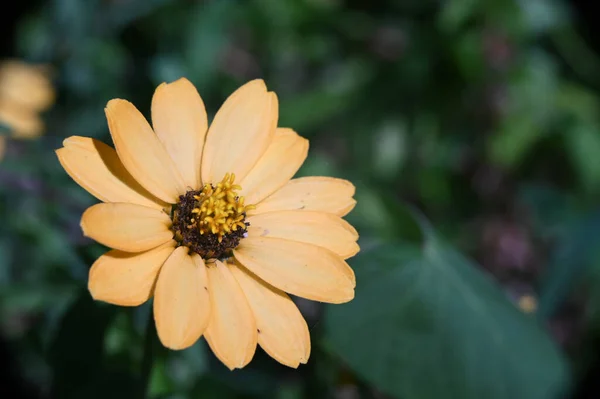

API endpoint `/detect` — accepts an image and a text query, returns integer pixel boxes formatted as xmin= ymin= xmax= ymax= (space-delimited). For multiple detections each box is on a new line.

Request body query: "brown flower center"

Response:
xmin=171 ymin=173 xmax=254 ymax=259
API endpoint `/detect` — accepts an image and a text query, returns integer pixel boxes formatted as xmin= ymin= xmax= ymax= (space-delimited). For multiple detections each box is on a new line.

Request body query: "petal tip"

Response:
xmin=159 ymin=339 xmax=192 ymax=351
xmin=104 ymin=99 xmax=134 ymax=118
xmin=343 ymin=288 xmax=355 ymax=302
xmin=106 ymin=98 xmax=128 ymax=108
xmin=172 ymin=76 xmax=193 ymax=86
xmin=247 ymin=79 xmax=267 ymax=90
xmin=61 ymin=135 xmax=79 ymax=147
xmin=79 ymin=209 xmax=92 ymax=235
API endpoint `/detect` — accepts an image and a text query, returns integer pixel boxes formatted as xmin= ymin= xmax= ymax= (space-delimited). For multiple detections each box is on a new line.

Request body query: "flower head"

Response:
xmin=56 ymin=78 xmax=358 ymax=369
xmin=0 ymin=60 xmax=55 ymax=158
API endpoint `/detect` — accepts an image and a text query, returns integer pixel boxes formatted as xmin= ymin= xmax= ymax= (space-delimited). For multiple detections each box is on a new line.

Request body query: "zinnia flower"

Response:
xmin=0 ymin=60 xmax=55 ymax=159
xmin=56 ymin=78 xmax=358 ymax=369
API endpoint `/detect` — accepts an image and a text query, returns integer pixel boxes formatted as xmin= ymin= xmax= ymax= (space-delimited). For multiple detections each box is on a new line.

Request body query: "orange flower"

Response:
xmin=0 ymin=60 xmax=55 ymax=158
xmin=56 ymin=79 xmax=358 ymax=369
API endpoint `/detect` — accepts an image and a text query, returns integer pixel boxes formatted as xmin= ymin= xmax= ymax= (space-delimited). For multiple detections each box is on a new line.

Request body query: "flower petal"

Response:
xmin=251 ymin=177 xmax=356 ymax=217
xmin=56 ymin=136 xmax=166 ymax=209
xmin=0 ymin=100 xmax=43 ymax=138
xmin=230 ymin=263 xmax=310 ymax=368
xmin=88 ymin=241 xmax=175 ymax=306
xmin=247 ymin=210 xmax=359 ymax=259
xmin=204 ymin=260 xmax=257 ymax=370
xmin=80 ymin=203 xmax=172 ymax=252
xmin=151 ymin=78 xmax=208 ymax=189
xmin=234 ymin=237 xmax=355 ymax=303
xmin=240 ymin=128 xmax=308 ymax=205
xmin=0 ymin=61 xmax=54 ymax=111
xmin=154 ymin=247 xmax=211 ymax=350
xmin=105 ymin=99 xmax=187 ymax=203
xmin=201 ymin=80 xmax=278 ymax=184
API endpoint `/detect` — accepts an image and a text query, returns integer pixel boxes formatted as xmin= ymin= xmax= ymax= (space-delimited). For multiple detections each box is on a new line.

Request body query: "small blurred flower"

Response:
xmin=518 ymin=295 xmax=538 ymax=314
xmin=0 ymin=60 xmax=55 ymax=159
xmin=56 ymin=78 xmax=358 ymax=369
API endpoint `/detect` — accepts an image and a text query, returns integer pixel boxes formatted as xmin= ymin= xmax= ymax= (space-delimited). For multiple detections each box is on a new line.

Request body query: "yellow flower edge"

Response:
xmin=56 ymin=78 xmax=358 ymax=370
xmin=0 ymin=60 xmax=55 ymax=142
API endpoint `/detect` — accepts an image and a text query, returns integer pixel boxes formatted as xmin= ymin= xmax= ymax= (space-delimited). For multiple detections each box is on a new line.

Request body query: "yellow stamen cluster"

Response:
xmin=188 ymin=173 xmax=254 ymax=241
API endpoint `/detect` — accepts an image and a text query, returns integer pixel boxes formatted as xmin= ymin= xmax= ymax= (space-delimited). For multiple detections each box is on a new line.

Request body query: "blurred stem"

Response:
xmin=139 ymin=311 xmax=155 ymax=399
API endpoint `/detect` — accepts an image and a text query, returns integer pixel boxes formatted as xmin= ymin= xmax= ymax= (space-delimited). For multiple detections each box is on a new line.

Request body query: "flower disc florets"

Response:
xmin=172 ymin=173 xmax=253 ymax=259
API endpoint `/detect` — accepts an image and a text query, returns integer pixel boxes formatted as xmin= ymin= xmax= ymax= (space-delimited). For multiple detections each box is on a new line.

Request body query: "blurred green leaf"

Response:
xmin=582 ymin=251 xmax=600 ymax=327
xmin=106 ymin=0 xmax=174 ymax=31
xmin=555 ymin=83 xmax=600 ymax=123
xmin=49 ymin=291 xmax=120 ymax=398
xmin=416 ymin=167 xmax=453 ymax=208
xmin=0 ymin=283 xmax=77 ymax=316
xmin=183 ymin=0 xmax=232 ymax=87
xmin=373 ymin=120 xmax=408 ymax=179
xmin=438 ymin=0 xmax=480 ymax=32
xmin=165 ymin=341 xmax=208 ymax=392
xmin=16 ymin=13 xmax=54 ymax=60
xmin=489 ymin=114 xmax=544 ymax=167
xmin=538 ymin=210 xmax=600 ymax=318
xmin=149 ymin=357 xmax=173 ymax=398
xmin=517 ymin=0 xmax=567 ymax=35
xmin=325 ymin=220 xmax=569 ymax=399
xmin=508 ymin=51 xmax=559 ymax=118
xmin=279 ymin=86 xmax=356 ymax=133
xmin=453 ymin=30 xmax=485 ymax=80
xmin=0 ymin=122 xmax=11 ymax=136
xmin=565 ymin=124 xmax=600 ymax=193
xmin=551 ymin=25 xmax=600 ymax=89
xmin=517 ymin=183 xmax=580 ymax=239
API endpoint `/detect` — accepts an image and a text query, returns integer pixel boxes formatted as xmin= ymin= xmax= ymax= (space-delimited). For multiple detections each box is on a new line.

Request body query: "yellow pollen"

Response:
xmin=189 ymin=173 xmax=254 ymax=241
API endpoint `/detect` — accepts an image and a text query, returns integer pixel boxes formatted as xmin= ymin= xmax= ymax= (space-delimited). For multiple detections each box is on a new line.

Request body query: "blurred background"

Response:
xmin=1 ymin=0 xmax=600 ymax=398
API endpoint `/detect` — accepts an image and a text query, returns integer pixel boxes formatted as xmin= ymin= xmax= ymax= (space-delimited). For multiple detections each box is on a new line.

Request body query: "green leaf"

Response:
xmin=489 ymin=114 xmax=543 ymax=167
xmin=373 ymin=121 xmax=408 ymax=179
xmin=183 ymin=0 xmax=232 ymax=87
xmin=278 ymin=87 xmax=354 ymax=133
xmin=517 ymin=0 xmax=567 ymax=35
xmin=453 ymin=31 xmax=485 ymax=80
xmin=538 ymin=210 xmax=600 ymax=318
xmin=517 ymin=183 xmax=580 ymax=239
xmin=565 ymin=124 xmax=600 ymax=193
xmin=438 ymin=0 xmax=480 ymax=33
xmin=555 ymin=83 xmax=600 ymax=123
xmin=49 ymin=291 xmax=117 ymax=398
xmin=0 ymin=121 xmax=11 ymax=136
xmin=165 ymin=341 xmax=208 ymax=391
xmin=325 ymin=234 xmax=569 ymax=398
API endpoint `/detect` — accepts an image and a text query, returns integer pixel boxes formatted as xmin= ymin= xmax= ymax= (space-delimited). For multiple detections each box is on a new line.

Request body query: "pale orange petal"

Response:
xmin=0 ymin=61 xmax=54 ymax=111
xmin=105 ymin=99 xmax=186 ymax=203
xmin=80 ymin=203 xmax=172 ymax=252
xmin=151 ymin=78 xmax=208 ymax=189
xmin=247 ymin=210 xmax=359 ymax=259
xmin=234 ymin=237 xmax=355 ymax=303
xmin=240 ymin=128 xmax=308 ymax=205
xmin=0 ymin=100 xmax=43 ymax=138
xmin=204 ymin=260 xmax=257 ymax=370
xmin=154 ymin=247 xmax=211 ymax=350
xmin=88 ymin=241 xmax=175 ymax=306
xmin=201 ymin=80 xmax=278 ymax=184
xmin=56 ymin=136 xmax=166 ymax=209
xmin=230 ymin=263 xmax=310 ymax=368
xmin=251 ymin=177 xmax=356 ymax=217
